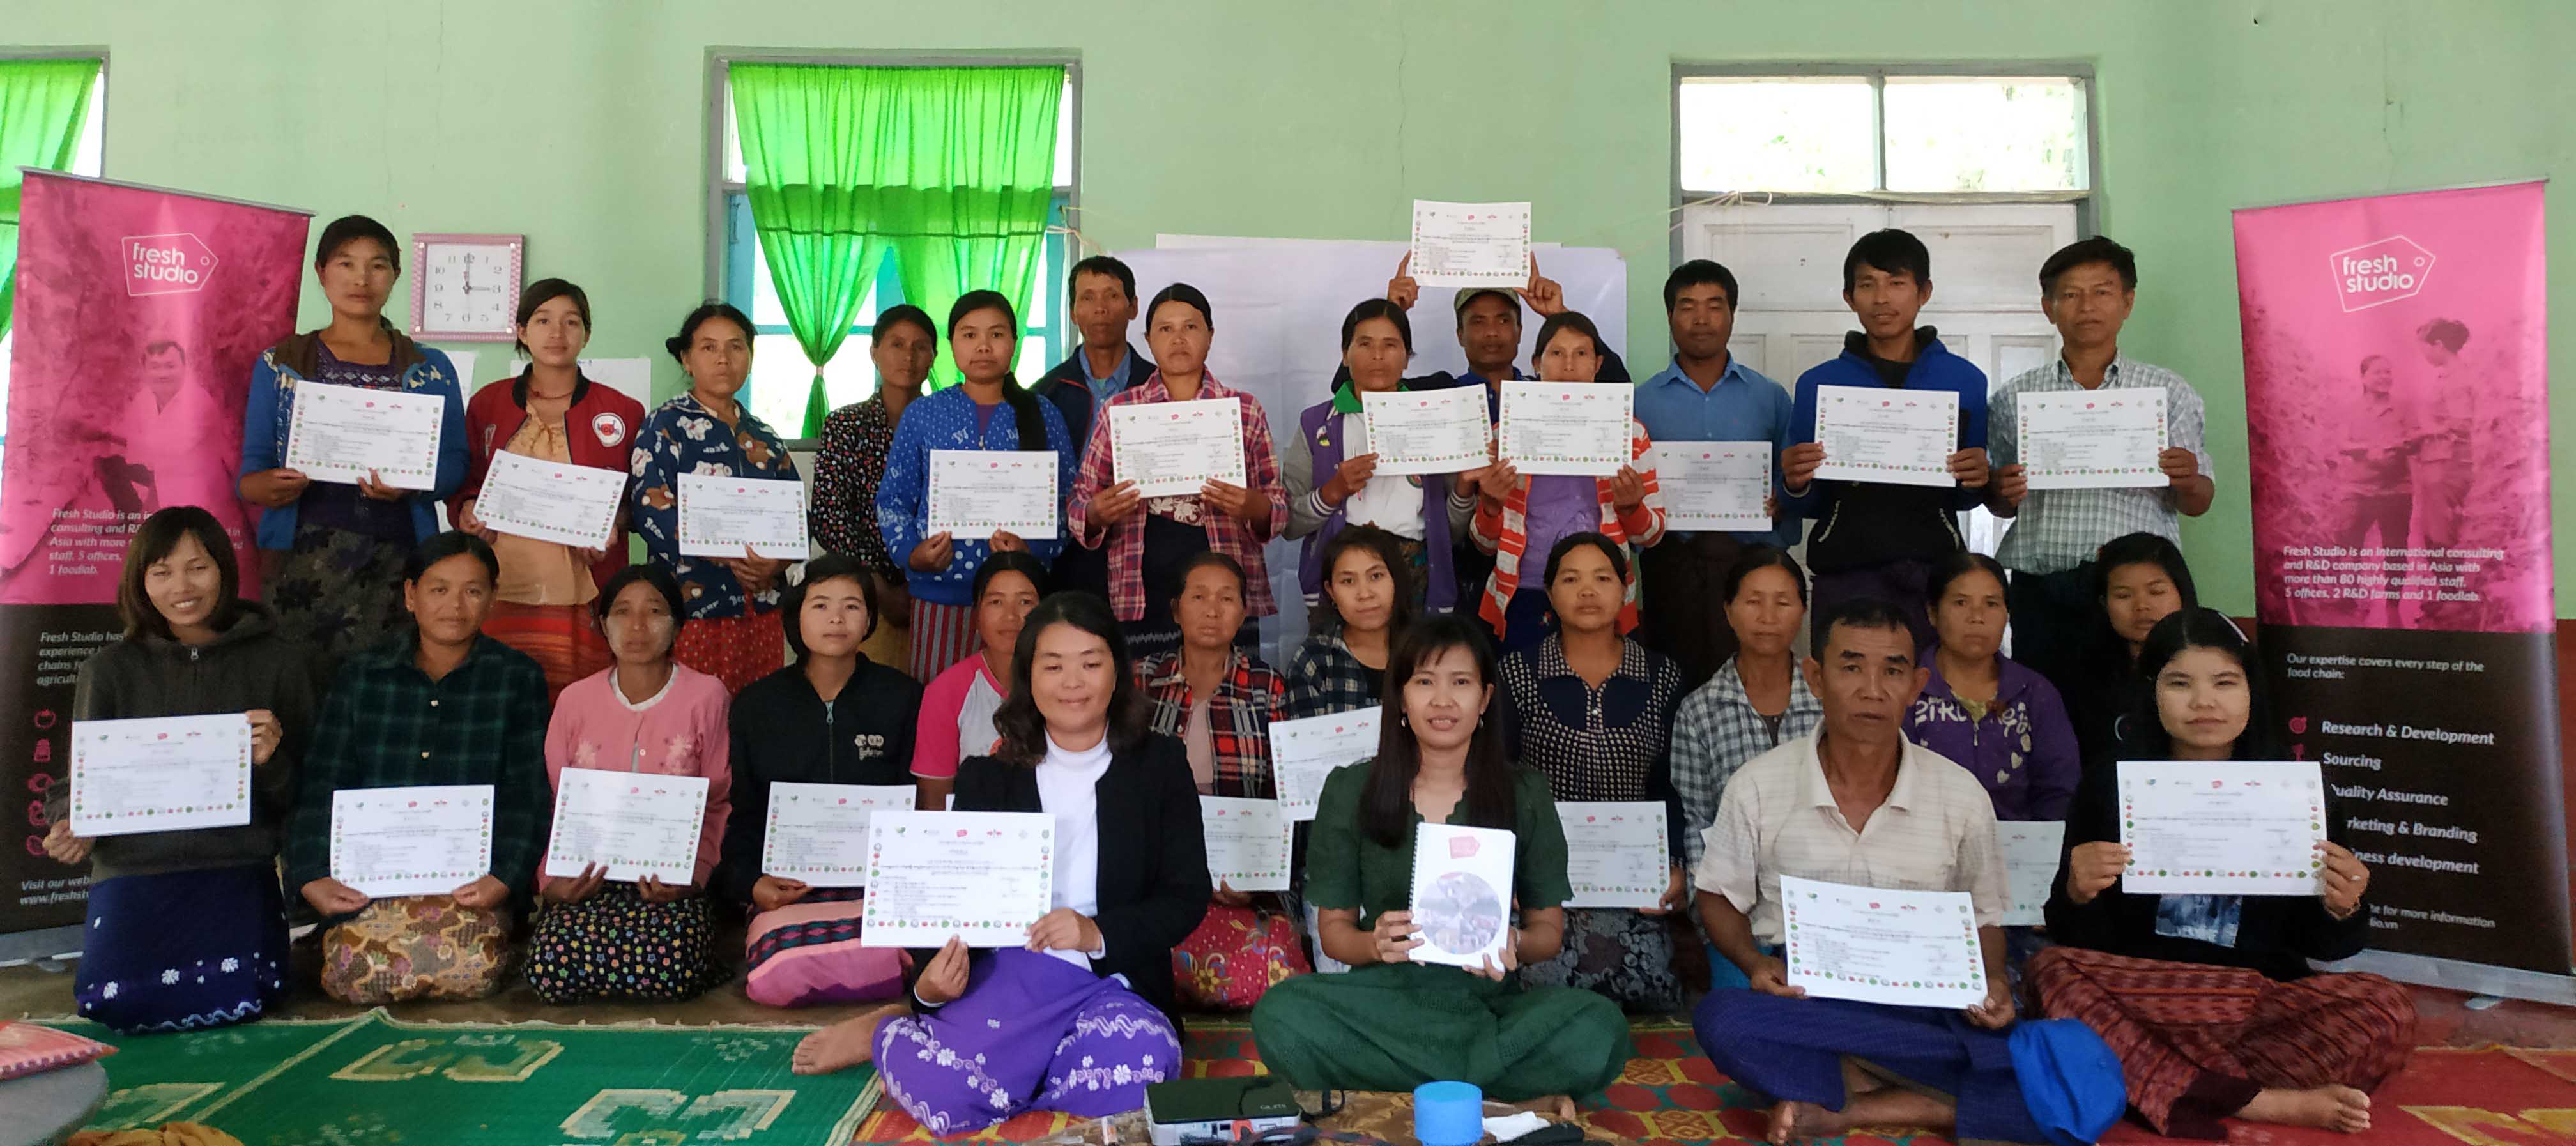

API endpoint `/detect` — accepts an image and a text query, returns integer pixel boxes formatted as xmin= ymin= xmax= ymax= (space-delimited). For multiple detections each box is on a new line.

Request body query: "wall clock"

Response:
xmin=410 ymin=233 xmax=525 ymax=342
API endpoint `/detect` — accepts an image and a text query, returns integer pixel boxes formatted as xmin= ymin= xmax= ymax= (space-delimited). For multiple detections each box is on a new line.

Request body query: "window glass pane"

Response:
xmin=1013 ymin=337 xmax=1045 ymax=385
xmin=1054 ymin=77 xmax=1074 ymax=188
xmin=744 ymin=333 xmax=877 ymax=435
xmin=747 ymin=231 xmax=884 ymax=330
xmin=72 ymin=68 xmax=104 ymax=178
xmin=1883 ymin=77 xmax=2086 ymax=192
xmin=1676 ymin=77 xmax=1875 ymax=194
xmin=723 ymin=76 xmax=745 ymax=185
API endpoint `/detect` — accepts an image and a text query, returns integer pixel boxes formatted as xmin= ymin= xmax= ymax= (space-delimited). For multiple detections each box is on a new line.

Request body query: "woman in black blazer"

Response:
xmin=790 ymin=592 xmax=1210 ymax=1137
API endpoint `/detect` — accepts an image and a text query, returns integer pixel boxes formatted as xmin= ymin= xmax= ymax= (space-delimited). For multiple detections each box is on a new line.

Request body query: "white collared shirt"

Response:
xmin=1692 ymin=729 xmax=2007 ymax=944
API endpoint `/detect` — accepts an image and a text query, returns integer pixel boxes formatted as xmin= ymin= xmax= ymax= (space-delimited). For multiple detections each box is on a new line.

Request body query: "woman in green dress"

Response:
xmin=1250 ymin=615 xmax=1632 ymax=1112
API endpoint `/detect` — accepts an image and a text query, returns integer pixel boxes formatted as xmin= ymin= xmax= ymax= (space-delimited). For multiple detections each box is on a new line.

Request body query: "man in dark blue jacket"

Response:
xmin=1779 ymin=229 xmax=1990 ymax=649
xmin=1034 ymin=256 xmax=1153 ymax=600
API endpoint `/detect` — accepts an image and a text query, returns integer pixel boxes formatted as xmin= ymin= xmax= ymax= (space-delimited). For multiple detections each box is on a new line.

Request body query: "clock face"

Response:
xmin=418 ymin=241 xmax=521 ymax=339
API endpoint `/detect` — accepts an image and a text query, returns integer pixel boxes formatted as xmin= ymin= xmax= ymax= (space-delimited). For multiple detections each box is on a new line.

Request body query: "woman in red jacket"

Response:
xmin=450 ymin=279 xmax=647 ymax=700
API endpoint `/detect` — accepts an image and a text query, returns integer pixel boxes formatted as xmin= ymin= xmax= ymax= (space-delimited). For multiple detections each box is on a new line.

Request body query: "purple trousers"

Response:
xmin=873 ymin=947 xmax=1182 ymax=1135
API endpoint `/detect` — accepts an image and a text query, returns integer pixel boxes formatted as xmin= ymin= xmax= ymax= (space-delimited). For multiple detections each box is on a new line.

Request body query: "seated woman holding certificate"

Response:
xmin=450 ymin=278 xmax=645 ymax=703
xmin=282 ymin=531 xmax=554 ymax=1005
xmin=812 ymin=304 xmax=939 ymax=671
xmin=1498 ymin=533 xmax=1689 ymax=1012
xmin=875 ymin=291 xmax=1077 ymax=682
xmin=629 ymin=302 xmax=797 ymax=694
xmin=714 ymin=555 xmax=923 ymax=1009
xmin=1250 ymin=615 xmax=1630 ymax=1111
xmin=1467 ymin=311 xmax=1665 ymax=655
xmin=910 ymin=550 xmax=1047 ymax=808
xmin=1285 ymin=523 xmax=1413 ymax=719
xmin=40 ymin=507 xmax=321 ymax=1032
xmin=525 ymin=564 xmax=733 ymax=1004
xmin=1068 ymin=283 xmax=1289 ymax=659
xmin=2031 ymin=608 xmax=2405 ymax=1138
xmin=1281 ymin=300 xmax=1476 ymax=614
xmin=1135 ymin=553 xmax=1308 ymax=1009
xmin=237 ymin=214 xmax=469 ymax=663
xmin=790 ymin=592 xmax=1208 ymax=1133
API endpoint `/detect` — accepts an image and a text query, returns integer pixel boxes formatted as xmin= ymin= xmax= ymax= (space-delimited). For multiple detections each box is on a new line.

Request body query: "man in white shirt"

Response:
xmin=1690 ymin=598 xmax=2038 ymax=1145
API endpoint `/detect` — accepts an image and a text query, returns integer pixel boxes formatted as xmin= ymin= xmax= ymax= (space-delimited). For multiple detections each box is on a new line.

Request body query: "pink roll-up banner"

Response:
xmin=0 ymin=172 xmax=308 ymax=940
xmin=2238 ymin=180 xmax=2570 ymax=984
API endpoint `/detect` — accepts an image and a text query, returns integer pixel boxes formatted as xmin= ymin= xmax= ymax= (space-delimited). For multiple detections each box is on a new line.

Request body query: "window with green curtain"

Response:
xmin=730 ymin=63 xmax=1063 ymax=436
xmin=0 ymin=57 xmax=103 ymax=342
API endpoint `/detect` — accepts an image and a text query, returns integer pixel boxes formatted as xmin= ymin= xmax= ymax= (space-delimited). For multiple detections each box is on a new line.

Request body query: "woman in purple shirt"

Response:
xmin=1903 ymin=551 xmax=2079 ymax=822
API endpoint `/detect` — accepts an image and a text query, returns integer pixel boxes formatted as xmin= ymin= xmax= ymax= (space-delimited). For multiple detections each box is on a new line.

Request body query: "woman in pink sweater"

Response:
xmin=526 ymin=563 xmax=735 ymax=1003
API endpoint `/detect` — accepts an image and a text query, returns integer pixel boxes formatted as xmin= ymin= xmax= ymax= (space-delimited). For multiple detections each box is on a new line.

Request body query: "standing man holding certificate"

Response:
xmin=1631 ymin=261 xmax=1797 ymax=691
xmin=1986 ymin=238 xmax=2216 ymax=689
xmin=284 ymin=532 xmax=554 ymax=1005
xmin=1034 ymin=257 xmax=1153 ymax=604
xmin=41 ymin=508 xmax=321 ymax=1033
xmin=630 ymin=303 xmax=798 ymax=694
xmin=1779 ymin=231 xmax=1991 ymax=651
xmin=239 ymin=215 xmax=469 ymax=663
xmin=450 ymin=279 xmax=645 ymax=701
xmin=876 ymin=292 xmax=1077 ymax=681
xmin=1069 ymin=284 xmax=1289 ymax=657
xmin=1690 ymin=599 xmax=2041 ymax=1146
xmin=2030 ymin=610 xmax=2404 ymax=1137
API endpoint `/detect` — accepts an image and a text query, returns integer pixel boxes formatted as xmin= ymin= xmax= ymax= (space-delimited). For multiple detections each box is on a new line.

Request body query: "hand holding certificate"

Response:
xmin=1407 ymin=823 xmax=1517 ymax=970
xmin=1108 ymin=399 xmax=1247 ymax=498
xmin=2118 ymin=761 xmax=2327 ymax=895
xmin=68 ymin=714 xmax=253 ymax=837
xmin=1997 ymin=821 xmax=2067 ymax=926
xmin=761 ymin=783 xmax=915 ymax=887
xmin=1361 ymin=387 xmax=1491 ymax=476
xmin=1557 ymin=801 xmax=1671 ymax=909
xmin=1498 ymin=381 xmax=1632 ymax=477
xmin=926 ymin=449 xmax=1060 ymax=537
xmin=541 ymin=768 xmax=710 ymax=885
xmin=330 ymin=784 xmax=496 ymax=899
xmin=1409 ymin=201 xmax=1533 ymax=288
xmin=861 ymin=810 xmax=1054 ymax=947
xmin=677 ymin=474 xmax=809 ymax=559
xmin=285 ymin=382 xmax=445 ymax=490
xmin=1811 ymin=385 xmax=1959 ymax=488
xmin=1201 ymin=797 xmax=1292 ymax=892
xmin=1780 ymin=875 xmax=1987 ymax=1008
xmin=1269 ymin=710 xmax=1380 ymax=821
xmin=473 ymin=451 xmax=625 ymax=549
xmin=2018 ymin=390 xmax=2168 ymax=489
xmin=1653 ymin=442 xmax=1771 ymax=531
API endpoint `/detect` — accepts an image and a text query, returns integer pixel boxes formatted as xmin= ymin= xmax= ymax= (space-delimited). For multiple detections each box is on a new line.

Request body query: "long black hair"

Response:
xmin=2089 ymin=531 xmax=2200 ymax=668
xmin=2123 ymin=607 xmax=2280 ymax=761
xmin=1314 ymin=523 xmax=1416 ymax=636
xmin=946 ymin=290 xmax=1048 ymax=453
xmin=990 ymin=592 xmax=1150 ymax=766
xmin=1358 ymin=615 xmax=1517 ymax=847
xmin=116 ymin=507 xmax=243 ymax=641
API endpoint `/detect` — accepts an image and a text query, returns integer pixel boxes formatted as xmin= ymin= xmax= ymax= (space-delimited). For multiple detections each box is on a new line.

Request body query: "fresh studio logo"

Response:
xmin=2329 ymin=234 xmax=2434 ymax=312
xmin=124 ymin=233 xmax=218 ymax=297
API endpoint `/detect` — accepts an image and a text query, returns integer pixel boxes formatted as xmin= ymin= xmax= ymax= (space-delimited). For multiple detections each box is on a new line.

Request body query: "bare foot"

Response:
xmin=790 ymin=1004 xmax=905 ymax=1076
xmin=1535 ymin=1094 xmax=1577 ymax=1122
xmin=1766 ymin=1100 xmax=1853 ymax=1145
xmin=2240 ymin=1085 xmax=2371 ymax=1133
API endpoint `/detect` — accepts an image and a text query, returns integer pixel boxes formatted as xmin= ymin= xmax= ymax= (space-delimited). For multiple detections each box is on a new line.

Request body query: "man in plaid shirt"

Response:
xmin=1987 ymin=237 xmax=2214 ymax=687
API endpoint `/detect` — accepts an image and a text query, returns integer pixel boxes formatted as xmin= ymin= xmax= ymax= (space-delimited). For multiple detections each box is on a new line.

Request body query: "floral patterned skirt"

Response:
xmin=1518 ymin=906 xmax=1680 ymax=1012
xmin=525 ymin=884 xmax=719 ymax=1004
xmin=318 ymin=896 xmax=512 ymax=1005
xmin=266 ymin=524 xmax=410 ymax=664
xmin=75 ymin=865 xmax=289 ymax=1034
xmin=1170 ymin=903 xmax=1310 ymax=1010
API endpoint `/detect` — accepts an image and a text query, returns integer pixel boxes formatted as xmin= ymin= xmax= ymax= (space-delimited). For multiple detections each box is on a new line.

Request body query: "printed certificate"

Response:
xmin=284 ymin=381 xmax=445 ymax=490
xmin=677 ymin=474 xmax=809 ymax=560
xmin=67 ymin=714 xmax=253 ymax=837
xmin=2119 ymin=761 xmax=2327 ymax=896
xmin=1653 ymin=441 xmax=1770 ymax=531
xmin=1108 ymin=398 xmax=1248 ymax=498
xmin=761 ymin=783 xmax=917 ymax=888
xmin=1558 ymin=801 xmax=1670 ymax=909
xmin=1811 ymin=385 xmax=1959 ymax=488
xmin=329 ymin=784 xmax=495 ymax=899
xmin=1498 ymin=381 xmax=1632 ymax=477
xmin=2018 ymin=390 xmax=2168 ymax=489
xmin=926 ymin=449 xmax=1060 ymax=537
xmin=1781 ymin=875 xmax=1986 ymax=1008
xmin=540 ymin=768 xmax=710 ymax=884
xmin=1998 ymin=821 xmax=2067 ymax=927
xmin=1361 ymin=387 xmax=1491 ymax=476
xmin=1409 ymin=201 xmax=1532 ymax=288
xmin=473 ymin=450 xmax=624 ymax=550
xmin=1269 ymin=710 xmax=1380 ymax=822
xmin=860 ymin=810 xmax=1055 ymax=947
xmin=1407 ymin=823 xmax=1517 ymax=970
xmin=1201 ymin=797 xmax=1293 ymax=893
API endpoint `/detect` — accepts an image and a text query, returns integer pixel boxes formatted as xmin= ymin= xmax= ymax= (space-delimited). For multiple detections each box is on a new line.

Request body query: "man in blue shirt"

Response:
xmin=1632 ymin=260 xmax=1797 ymax=689
xmin=1035 ymin=255 xmax=1153 ymax=600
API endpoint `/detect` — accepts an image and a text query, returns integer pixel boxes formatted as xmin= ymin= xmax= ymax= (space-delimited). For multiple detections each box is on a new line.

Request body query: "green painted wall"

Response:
xmin=10 ymin=0 xmax=2570 ymax=614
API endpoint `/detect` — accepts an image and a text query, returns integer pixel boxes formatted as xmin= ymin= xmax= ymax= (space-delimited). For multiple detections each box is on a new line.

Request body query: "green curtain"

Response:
xmin=0 ymin=57 xmax=101 ymax=342
xmin=731 ymin=64 xmax=1062 ymax=434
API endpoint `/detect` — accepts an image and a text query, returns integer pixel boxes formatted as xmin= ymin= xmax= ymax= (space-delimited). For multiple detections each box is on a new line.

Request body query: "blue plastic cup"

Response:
xmin=1414 ymin=1080 xmax=1485 ymax=1146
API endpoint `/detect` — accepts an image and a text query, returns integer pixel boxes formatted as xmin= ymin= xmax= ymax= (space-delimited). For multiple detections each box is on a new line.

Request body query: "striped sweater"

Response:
xmin=1468 ymin=417 xmax=1666 ymax=635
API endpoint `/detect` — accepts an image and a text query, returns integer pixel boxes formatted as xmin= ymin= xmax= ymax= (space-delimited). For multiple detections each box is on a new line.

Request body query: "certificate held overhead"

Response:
xmin=1409 ymin=201 xmax=1533 ymax=289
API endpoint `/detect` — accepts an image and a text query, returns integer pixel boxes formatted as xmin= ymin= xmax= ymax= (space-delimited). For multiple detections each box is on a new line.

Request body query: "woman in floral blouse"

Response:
xmin=629 ymin=302 xmax=796 ymax=693
xmin=810 ymin=304 xmax=937 ymax=671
